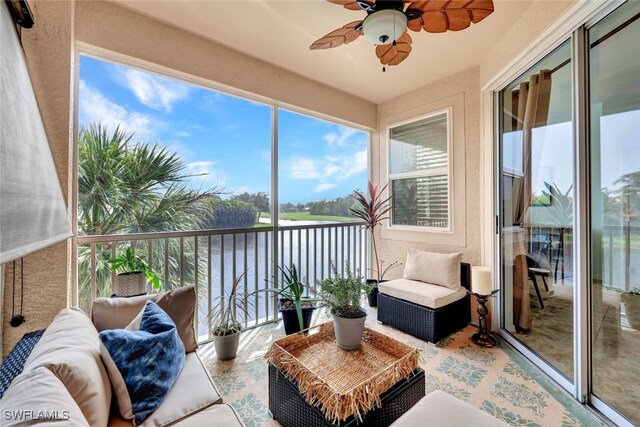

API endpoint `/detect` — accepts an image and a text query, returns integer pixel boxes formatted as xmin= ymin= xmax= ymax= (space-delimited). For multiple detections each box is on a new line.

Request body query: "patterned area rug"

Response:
xmin=199 ymin=310 xmax=602 ymax=427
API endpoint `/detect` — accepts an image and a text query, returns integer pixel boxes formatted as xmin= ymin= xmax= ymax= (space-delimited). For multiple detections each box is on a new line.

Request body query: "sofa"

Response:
xmin=0 ymin=286 xmax=244 ymax=427
xmin=377 ymin=251 xmax=471 ymax=343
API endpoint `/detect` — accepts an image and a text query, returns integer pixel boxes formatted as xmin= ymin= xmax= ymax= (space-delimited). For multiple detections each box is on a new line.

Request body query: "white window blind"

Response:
xmin=389 ymin=111 xmax=451 ymax=229
xmin=0 ymin=3 xmax=72 ymax=264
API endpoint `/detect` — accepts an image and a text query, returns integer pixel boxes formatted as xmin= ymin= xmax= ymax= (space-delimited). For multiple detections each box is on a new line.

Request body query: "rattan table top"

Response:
xmin=266 ymin=321 xmax=419 ymax=422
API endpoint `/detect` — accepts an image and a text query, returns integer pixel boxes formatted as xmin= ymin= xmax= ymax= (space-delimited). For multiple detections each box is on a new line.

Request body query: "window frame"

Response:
xmin=387 ymin=108 xmax=453 ymax=233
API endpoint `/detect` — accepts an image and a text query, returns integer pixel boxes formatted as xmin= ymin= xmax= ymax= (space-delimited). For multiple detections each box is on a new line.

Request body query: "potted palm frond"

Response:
xmin=350 ymin=180 xmax=399 ymax=307
xmin=318 ymin=265 xmax=371 ymax=350
xmin=257 ymin=264 xmax=316 ymax=335
xmin=107 ymin=248 xmax=161 ymax=296
xmin=211 ymin=273 xmax=253 ymax=360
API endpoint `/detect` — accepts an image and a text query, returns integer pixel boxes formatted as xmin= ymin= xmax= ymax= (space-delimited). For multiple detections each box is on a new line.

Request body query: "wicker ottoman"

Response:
xmin=391 ymin=390 xmax=510 ymax=426
xmin=269 ymin=365 xmax=425 ymax=427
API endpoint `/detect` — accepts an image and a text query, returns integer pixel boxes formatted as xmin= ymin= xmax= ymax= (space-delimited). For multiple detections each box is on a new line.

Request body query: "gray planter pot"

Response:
xmin=332 ymin=311 xmax=367 ymax=350
xmin=115 ymin=271 xmax=147 ymax=297
xmin=214 ymin=331 xmax=241 ymax=361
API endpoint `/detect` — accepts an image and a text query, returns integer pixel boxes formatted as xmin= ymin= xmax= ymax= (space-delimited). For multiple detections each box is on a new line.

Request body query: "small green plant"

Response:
xmin=211 ymin=272 xmax=254 ymax=336
xmin=107 ymin=248 xmax=161 ymax=291
xmin=256 ymin=263 xmax=314 ymax=332
xmin=318 ymin=264 xmax=371 ymax=319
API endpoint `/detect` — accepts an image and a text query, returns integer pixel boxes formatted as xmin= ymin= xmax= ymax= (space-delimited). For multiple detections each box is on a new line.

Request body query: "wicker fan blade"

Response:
xmin=375 ymin=32 xmax=412 ymax=66
xmin=406 ymin=0 xmax=494 ymax=33
xmin=328 ymin=0 xmax=374 ymax=11
xmin=310 ymin=21 xmax=363 ymax=50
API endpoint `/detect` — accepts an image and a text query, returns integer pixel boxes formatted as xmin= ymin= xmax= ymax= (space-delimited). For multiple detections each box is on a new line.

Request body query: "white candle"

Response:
xmin=472 ymin=266 xmax=492 ymax=295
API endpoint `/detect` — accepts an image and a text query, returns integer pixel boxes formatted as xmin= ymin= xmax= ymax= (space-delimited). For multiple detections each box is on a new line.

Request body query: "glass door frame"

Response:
xmin=492 ymin=2 xmax=634 ymax=425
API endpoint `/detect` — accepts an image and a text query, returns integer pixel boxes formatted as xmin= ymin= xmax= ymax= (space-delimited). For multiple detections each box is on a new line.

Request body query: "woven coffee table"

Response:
xmin=267 ymin=321 xmax=425 ymax=426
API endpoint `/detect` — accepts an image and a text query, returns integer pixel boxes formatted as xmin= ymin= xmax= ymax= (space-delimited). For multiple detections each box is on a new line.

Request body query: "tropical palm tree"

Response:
xmin=77 ymin=123 xmax=219 ymax=308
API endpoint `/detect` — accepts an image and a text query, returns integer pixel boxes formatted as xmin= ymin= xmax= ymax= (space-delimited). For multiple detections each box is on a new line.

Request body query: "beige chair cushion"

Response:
xmin=108 ymin=404 xmax=243 ymax=427
xmin=403 ymin=250 xmax=462 ymax=289
xmin=379 ymin=278 xmax=466 ymax=309
xmin=91 ymin=286 xmax=198 ymax=352
xmin=107 ymin=352 xmax=222 ymax=427
xmin=391 ymin=390 xmax=510 ymax=426
xmin=0 ymin=367 xmax=89 ymax=427
xmin=23 ymin=308 xmax=111 ymax=427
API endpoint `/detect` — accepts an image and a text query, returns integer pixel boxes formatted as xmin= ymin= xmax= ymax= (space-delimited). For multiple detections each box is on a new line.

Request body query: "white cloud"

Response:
xmin=323 ymin=127 xmax=357 ymax=148
xmin=289 ymin=149 xmax=368 ymax=181
xmin=78 ymin=80 xmax=154 ymax=137
xmin=118 ymin=68 xmax=190 ymax=113
xmin=313 ymin=183 xmax=338 ymax=193
xmin=186 ymin=161 xmax=228 ymax=191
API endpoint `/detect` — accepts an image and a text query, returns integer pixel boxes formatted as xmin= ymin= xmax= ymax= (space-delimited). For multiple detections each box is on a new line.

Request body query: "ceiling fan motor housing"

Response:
xmin=362 ymin=9 xmax=407 ymax=45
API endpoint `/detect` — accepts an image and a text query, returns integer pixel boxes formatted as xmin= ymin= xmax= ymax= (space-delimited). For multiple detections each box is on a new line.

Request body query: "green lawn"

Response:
xmin=260 ymin=211 xmax=357 ymax=223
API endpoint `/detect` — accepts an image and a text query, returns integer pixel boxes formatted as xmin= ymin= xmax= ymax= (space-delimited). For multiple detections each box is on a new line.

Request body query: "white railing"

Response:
xmin=76 ymin=222 xmax=367 ymax=343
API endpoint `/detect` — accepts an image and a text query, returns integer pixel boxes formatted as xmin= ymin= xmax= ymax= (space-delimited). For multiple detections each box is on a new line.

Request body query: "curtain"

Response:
xmin=511 ymin=70 xmax=552 ymax=330
xmin=0 ymin=3 xmax=72 ymax=264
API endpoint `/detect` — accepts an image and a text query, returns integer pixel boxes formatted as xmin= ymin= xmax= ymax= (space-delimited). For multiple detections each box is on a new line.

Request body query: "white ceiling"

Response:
xmin=112 ymin=0 xmax=536 ymax=104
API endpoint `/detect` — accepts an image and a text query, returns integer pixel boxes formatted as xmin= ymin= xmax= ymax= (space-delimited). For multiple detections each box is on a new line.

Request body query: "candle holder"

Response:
xmin=468 ymin=289 xmax=500 ymax=348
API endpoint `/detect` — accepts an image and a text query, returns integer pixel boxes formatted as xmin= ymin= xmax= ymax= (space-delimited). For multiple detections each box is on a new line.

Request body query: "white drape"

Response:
xmin=0 ymin=3 xmax=72 ymax=264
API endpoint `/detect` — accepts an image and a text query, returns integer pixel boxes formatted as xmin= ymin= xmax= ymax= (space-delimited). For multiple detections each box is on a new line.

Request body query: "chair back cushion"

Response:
xmin=91 ymin=286 xmax=197 ymax=352
xmin=23 ymin=308 xmax=111 ymax=427
xmin=403 ymin=250 xmax=462 ymax=289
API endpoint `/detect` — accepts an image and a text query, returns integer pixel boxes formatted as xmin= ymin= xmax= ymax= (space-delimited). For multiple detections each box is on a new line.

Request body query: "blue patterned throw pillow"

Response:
xmin=99 ymin=300 xmax=185 ymax=425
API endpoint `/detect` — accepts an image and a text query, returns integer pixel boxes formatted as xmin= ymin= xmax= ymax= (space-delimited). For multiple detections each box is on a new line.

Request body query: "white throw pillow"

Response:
xmin=403 ymin=250 xmax=462 ymax=289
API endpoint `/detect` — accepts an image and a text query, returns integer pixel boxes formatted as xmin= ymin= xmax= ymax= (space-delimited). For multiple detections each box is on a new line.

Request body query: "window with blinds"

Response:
xmin=388 ymin=111 xmax=451 ymax=230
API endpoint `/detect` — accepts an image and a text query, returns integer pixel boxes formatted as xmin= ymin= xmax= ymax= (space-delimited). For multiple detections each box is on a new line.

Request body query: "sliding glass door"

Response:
xmin=588 ymin=2 xmax=640 ymax=423
xmin=498 ymin=42 xmax=575 ymax=381
xmin=497 ymin=2 xmax=640 ymax=424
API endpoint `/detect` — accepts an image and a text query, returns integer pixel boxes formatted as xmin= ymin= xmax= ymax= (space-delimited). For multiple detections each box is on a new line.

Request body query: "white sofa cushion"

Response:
xmin=0 ymin=367 xmax=89 ymax=427
xmin=378 ymin=278 xmax=466 ymax=309
xmin=403 ymin=250 xmax=462 ymax=290
xmin=23 ymin=308 xmax=111 ymax=427
xmin=107 ymin=352 xmax=222 ymax=427
xmin=391 ymin=390 xmax=510 ymax=426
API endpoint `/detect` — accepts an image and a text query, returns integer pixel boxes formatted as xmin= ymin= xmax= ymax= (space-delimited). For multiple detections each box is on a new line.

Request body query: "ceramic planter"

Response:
xmin=279 ymin=298 xmax=316 ymax=335
xmin=367 ymin=279 xmax=379 ymax=307
xmin=114 ymin=271 xmax=147 ymax=297
xmin=332 ymin=311 xmax=367 ymax=350
xmin=214 ymin=330 xmax=241 ymax=361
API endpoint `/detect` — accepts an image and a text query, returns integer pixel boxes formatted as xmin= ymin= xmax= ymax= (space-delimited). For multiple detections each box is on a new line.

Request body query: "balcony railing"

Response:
xmin=76 ymin=222 xmax=367 ymax=342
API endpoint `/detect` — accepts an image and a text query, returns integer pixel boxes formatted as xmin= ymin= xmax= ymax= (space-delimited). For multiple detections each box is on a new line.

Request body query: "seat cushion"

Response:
xmin=403 ymin=250 xmax=462 ymax=289
xmin=100 ymin=301 xmax=186 ymax=425
xmin=91 ymin=286 xmax=198 ymax=352
xmin=0 ymin=367 xmax=89 ymax=426
xmin=378 ymin=279 xmax=466 ymax=309
xmin=22 ymin=308 xmax=111 ymax=427
xmin=391 ymin=390 xmax=510 ymax=426
xmin=108 ymin=353 xmax=222 ymax=427
xmin=108 ymin=404 xmax=243 ymax=427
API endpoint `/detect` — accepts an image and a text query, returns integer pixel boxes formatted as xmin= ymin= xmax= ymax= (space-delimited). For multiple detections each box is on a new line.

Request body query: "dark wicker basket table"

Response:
xmin=269 ymin=364 xmax=425 ymax=427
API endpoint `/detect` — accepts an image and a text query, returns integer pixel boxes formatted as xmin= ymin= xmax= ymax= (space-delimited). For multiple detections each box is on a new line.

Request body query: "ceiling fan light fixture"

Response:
xmin=362 ymin=10 xmax=407 ymax=46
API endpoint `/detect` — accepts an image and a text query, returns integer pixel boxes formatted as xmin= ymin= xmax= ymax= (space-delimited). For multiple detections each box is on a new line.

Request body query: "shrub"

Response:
xmin=205 ymin=198 xmax=258 ymax=229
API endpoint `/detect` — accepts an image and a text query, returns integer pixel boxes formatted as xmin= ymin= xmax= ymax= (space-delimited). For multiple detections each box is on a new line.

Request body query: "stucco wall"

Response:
xmin=2 ymin=1 xmax=74 ymax=358
xmin=74 ymin=1 xmax=377 ymax=130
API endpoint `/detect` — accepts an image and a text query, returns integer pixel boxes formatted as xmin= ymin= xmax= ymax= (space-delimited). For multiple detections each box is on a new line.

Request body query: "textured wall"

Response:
xmin=74 ymin=1 xmax=377 ymax=129
xmin=2 ymin=1 xmax=74 ymax=358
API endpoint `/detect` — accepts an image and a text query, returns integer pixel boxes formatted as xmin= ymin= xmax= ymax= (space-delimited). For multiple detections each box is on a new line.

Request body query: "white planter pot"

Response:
xmin=214 ymin=331 xmax=241 ymax=361
xmin=332 ymin=311 xmax=367 ymax=350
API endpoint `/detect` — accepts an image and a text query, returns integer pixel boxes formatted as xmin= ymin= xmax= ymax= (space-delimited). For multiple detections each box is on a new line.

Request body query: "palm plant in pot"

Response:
xmin=350 ymin=180 xmax=399 ymax=307
xmin=318 ymin=265 xmax=371 ymax=350
xmin=211 ymin=273 xmax=253 ymax=360
xmin=258 ymin=264 xmax=316 ymax=335
xmin=107 ymin=248 xmax=161 ymax=296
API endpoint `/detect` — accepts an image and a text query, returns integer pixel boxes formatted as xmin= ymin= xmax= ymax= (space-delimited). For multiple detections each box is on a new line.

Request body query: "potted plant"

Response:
xmin=258 ymin=264 xmax=316 ymax=335
xmin=318 ymin=265 xmax=371 ymax=350
xmin=211 ymin=273 xmax=253 ymax=360
xmin=350 ymin=180 xmax=399 ymax=307
xmin=107 ymin=248 xmax=161 ymax=296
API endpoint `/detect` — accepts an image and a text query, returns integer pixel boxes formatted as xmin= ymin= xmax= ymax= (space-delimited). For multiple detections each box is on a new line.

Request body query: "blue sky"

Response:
xmin=78 ymin=55 xmax=368 ymax=204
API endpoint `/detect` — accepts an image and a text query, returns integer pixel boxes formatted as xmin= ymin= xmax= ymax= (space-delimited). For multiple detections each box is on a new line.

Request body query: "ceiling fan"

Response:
xmin=310 ymin=0 xmax=495 ymax=68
